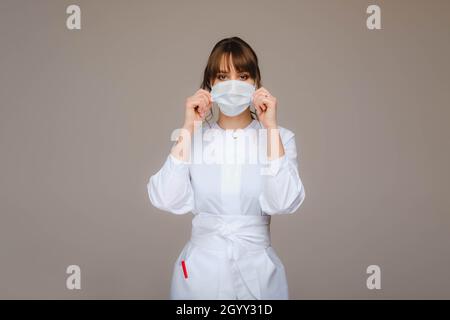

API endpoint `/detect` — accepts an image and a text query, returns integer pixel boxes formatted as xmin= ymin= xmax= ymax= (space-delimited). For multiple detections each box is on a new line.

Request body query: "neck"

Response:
xmin=217 ymin=109 xmax=253 ymax=130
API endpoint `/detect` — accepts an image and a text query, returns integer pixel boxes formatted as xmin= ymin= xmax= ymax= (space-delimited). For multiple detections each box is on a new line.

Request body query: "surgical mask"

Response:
xmin=210 ymin=80 xmax=256 ymax=117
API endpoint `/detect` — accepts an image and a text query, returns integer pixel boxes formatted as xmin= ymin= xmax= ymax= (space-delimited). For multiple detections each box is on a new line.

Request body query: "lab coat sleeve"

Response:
xmin=147 ymin=152 xmax=195 ymax=215
xmin=258 ymin=129 xmax=306 ymax=215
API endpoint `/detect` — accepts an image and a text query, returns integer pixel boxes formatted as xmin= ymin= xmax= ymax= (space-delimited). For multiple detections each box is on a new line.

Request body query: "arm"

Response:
xmin=147 ymin=87 xmax=212 ymax=214
xmin=258 ymin=129 xmax=306 ymax=215
xmin=147 ymin=126 xmax=195 ymax=215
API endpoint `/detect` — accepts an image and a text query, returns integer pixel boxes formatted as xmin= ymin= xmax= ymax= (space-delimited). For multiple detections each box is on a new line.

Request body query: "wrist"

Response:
xmin=264 ymin=122 xmax=278 ymax=130
xmin=182 ymin=122 xmax=194 ymax=132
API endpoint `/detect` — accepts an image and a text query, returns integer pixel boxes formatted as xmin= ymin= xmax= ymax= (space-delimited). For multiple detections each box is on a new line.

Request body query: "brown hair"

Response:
xmin=200 ymin=37 xmax=262 ymax=126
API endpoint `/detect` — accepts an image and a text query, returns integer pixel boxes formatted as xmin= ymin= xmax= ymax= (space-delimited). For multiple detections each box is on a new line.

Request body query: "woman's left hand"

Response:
xmin=252 ymin=87 xmax=278 ymax=128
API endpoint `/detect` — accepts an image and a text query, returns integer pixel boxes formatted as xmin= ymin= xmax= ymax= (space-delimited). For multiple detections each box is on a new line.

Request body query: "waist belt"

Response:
xmin=189 ymin=213 xmax=273 ymax=299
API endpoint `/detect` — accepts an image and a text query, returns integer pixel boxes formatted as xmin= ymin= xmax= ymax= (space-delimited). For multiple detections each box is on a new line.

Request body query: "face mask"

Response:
xmin=210 ymin=80 xmax=256 ymax=117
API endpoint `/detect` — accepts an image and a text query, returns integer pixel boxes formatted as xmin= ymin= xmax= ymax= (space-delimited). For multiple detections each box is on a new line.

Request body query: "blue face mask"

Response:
xmin=211 ymin=80 xmax=256 ymax=117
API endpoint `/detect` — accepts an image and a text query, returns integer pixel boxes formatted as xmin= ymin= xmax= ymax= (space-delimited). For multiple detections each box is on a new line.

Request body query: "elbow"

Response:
xmin=147 ymin=176 xmax=193 ymax=215
xmin=260 ymin=184 xmax=306 ymax=215
xmin=284 ymin=185 xmax=306 ymax=214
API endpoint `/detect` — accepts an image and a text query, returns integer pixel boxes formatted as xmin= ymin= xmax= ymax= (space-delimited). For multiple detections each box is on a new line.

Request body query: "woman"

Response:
xmin=147 ymin=37 xmax=306 ymax=299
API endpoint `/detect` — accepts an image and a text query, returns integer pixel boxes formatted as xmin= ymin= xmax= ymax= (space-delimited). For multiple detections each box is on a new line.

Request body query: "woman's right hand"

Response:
xmin=183 ymin=89 xmax=212 ymax=130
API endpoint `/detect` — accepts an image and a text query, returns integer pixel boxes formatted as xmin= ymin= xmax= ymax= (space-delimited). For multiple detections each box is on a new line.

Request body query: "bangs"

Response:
xmin=215 ymin=50 xmax=257 ymax=76
xmin=201 ymin=37 xmax=261 ymax=91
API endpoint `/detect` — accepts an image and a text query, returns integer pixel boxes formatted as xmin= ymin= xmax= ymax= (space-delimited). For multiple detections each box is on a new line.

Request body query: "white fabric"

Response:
xmin=147 ymin=119 xmax=306 ymax=299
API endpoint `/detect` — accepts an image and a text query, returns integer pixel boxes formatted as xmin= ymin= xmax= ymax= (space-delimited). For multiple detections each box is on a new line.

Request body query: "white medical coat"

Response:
xmin=147 ymin=119 xmax=305 ymax=299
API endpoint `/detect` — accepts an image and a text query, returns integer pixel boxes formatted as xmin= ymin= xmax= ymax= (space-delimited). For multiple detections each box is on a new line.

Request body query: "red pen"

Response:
xmin=181 ymin=260 xmax=188 ymax=279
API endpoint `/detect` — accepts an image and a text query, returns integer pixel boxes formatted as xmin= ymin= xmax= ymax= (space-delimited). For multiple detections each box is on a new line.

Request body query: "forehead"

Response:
xmin=218 ymin=53 xmax=244 ymax=73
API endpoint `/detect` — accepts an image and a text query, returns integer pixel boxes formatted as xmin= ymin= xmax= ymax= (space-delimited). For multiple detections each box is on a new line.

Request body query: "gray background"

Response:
xmin=1 ymin=0 xmax=449 ymax=299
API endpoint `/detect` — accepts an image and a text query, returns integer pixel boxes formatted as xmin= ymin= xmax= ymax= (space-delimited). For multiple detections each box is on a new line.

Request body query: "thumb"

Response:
xmin=255 ymin=104 xmax=263 ymax=117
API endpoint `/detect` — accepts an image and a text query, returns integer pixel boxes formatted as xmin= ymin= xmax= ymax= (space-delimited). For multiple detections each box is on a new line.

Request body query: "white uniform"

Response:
xmin=147 ymin=119 xmax=305 ymax=299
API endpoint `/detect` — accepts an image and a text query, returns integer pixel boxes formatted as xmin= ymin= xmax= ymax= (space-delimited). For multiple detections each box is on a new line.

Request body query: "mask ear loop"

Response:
xmin=250 ymin=79 xmax=256 ymax=105
xmin=250 ymin=79 xmax=260 ymax=122
xmin=203 ymin=80 xmax=215 ymax=128
xmin=210 ymin=79 xmax=218 ymax=107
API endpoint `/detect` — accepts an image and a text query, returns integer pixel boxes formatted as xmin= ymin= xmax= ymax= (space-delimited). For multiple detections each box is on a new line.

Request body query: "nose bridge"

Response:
xmin=230 ymin=73 xmax=239 ymax=80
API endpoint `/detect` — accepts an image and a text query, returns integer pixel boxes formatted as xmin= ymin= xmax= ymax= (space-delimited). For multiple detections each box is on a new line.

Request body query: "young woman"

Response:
xmin=147 ymin=37 xmax=306 ymax=299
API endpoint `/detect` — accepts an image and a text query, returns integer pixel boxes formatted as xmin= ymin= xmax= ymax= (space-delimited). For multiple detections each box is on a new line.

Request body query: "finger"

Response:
xmin=199 ymin=89 xmax=213 ymax=104
xmin=255 ymin=89 xmax=271 ymax=100
xmin=261 ymin=88 xmax=271 ymax=96
xmin=199 ymin=94 xmax=212 ymax=118
xmin=199 ymin=91 xmax=212 ymax=106
xmin=261 ymin=98 xmax=274 ymax=110
xmin=196 ymin=94 xmax=208 ymax=112
xmin=196 ymin=92 xmax=210 ymax=110
xmin=197 ymin=88 xmax=209 ymax=95
xmin=253 ymin=90 xmax=268 ymax=101
xmin=195 ymin=90 xmax=209 ymax=111
xmin=253 ymin=89 xmax=264 ymax=100
xmin=188 ymin=97 xmax=200 ymax=110
xmin=254 ymin=103 xmax=263 ymax=115
xmin=255 ymin=90 xmax=275 ymax=106
xmin=252 ymin=92 xmax=266 ymax=108
xmin=193 ymin=98 xmax=206 ymax=115
xmin=254 ymin=95 xmax=270 ymax=111
xmin=260 ymin=88 xmax=273 ymax=100
xmin=258 ymin=102 xmax=267 ymax=112
xmin=251 ymin=95 xmax=261 ymax=110
xmin=254 ymin=97 xmax=266 ymax=113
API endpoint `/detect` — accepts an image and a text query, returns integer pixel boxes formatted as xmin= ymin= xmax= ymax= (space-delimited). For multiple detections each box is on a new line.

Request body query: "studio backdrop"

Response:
xmin=0 ymin=0 xmax=449 ymax=299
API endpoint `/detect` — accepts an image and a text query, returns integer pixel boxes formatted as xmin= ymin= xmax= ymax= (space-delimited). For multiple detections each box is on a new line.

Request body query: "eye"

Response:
xmin=240 ymin=74 xmax=249 ymax=80
xmin=217 ymin=74 xmax=227 ymax=81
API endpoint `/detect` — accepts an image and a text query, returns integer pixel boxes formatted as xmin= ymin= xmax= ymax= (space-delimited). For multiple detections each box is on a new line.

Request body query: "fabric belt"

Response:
xmin=189 ymin=213 xmax=273 ymax=299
